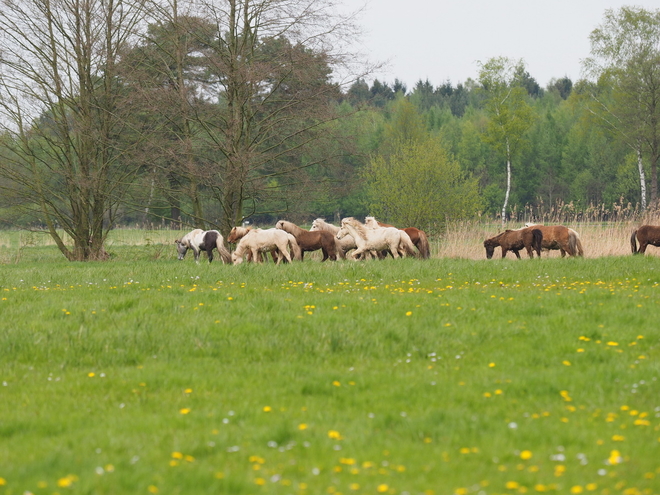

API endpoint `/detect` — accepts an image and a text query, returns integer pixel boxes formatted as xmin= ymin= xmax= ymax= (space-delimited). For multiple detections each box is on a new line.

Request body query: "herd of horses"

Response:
xmin=174 ymin=219 xmax=660 ymax=263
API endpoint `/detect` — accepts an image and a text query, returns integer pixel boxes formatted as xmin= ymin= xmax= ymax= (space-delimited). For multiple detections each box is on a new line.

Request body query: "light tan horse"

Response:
xmin=228 ymin=226 xmax=301 ymax=262
xmin=337 ymin=217 xmax=415 ymax=260
xmin=525 ymin=224 xmax=584 ymax=257
xmin=231 ymin=229 xmax=296 ymax=265
xmin=364 ymin=216 xmax=431 ymax=259
xmin=364 ymin=216 xmax=429 ymax=259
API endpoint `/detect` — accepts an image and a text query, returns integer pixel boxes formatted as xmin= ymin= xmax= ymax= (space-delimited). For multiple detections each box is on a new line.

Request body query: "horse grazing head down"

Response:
xmin=174 ymin=238 xmax=189 ymax=260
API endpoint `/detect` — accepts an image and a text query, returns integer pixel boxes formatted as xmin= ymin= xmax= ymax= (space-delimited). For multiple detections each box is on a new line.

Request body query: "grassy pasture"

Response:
xmin=0 ymin=236 xmax=660 ymax=495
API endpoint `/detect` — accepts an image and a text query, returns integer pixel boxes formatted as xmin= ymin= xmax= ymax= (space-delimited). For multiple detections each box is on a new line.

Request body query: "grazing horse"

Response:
xmin=231 ymin=229 xmax=295 ymax=265
xmin=228 ymin=226 xmax=301 ymax=262
xmin=276 ymin=220 xmax=337 ymax=261
xmin=337 ymin=217 xmax=415 ymax=260
xmin=631 ymin=225 xmax=660 ymax=254
xmin=525 ymin=224 xmax=584 ymax=257
xmin=484 ymin=228 xmax=543 ymax=259
xmin=175 ymin=229 xmax=231 ymax=263
xmin=364 ymin=216 xmax=431 ymax=259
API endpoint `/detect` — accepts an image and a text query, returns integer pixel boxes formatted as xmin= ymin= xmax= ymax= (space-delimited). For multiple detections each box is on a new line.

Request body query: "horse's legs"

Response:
xmin=320 ymin=248 xmax=329 ymax=262
xmin=513 ymin=249 xmax=521 ymax=259
xmin=193 ymin=247 xmax=201 ymax=263
xmin=560 ymin=248 xmax=566 ymax=257
xmin=501 ymin=248 xmax=508 ymax=258
xmin=251 ymin=248 xmax=262 ymax=263
xmin=207 ymin=247 xmax=214 ymax=263
xmin=640 ymin=242 xmax=648 ymax=254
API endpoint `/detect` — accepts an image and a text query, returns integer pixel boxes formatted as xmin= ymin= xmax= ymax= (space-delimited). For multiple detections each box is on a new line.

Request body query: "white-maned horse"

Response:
xmin=175 ymin=229 xmax=231 ymax=263
xmin=231 ymin=228 xmax=296 ymax=265
xmin=229 ymin=226 xmax=301 ymax=262
xmin=336 ymin=217 xmax=415 ymax=260
xmin=310 ymin=218 xmax=357 ymax=259
xmin=364 ymin=216 xmax=419 ymax=258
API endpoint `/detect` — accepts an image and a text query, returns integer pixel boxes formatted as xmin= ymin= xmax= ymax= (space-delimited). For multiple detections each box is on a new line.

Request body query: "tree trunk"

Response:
xmin=637 ymin=146 xmax=648 ymax=210
xmin=501 ymin=137 xmax=512 ymax=229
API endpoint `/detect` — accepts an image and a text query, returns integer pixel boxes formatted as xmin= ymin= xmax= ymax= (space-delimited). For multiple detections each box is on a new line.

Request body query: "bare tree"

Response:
xmin=0 ymin=0 xmax=147 ymax=260
xmin=147 ymin=0 xmax=368 ymax=235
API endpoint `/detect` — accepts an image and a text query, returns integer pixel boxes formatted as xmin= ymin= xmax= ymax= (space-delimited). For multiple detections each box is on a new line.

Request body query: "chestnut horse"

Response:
xmin=484 ymin=228 xmax=543 ymax=259
xmin=526 ymin=224 xmax=584 ymax=257
xmin=276 ymin=220 xmax=337 ymax=261
xmin=310 ymin=218 xmax=357 ymax=259
xmin=631 ymin=225 xmax=660 ymax=254
xmin=364 ymin=217 xmax=431 ymax=259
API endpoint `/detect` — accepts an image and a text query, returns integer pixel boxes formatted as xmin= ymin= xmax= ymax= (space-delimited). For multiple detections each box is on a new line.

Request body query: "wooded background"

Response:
xmin=0 ymin=1 xmax=658 ymax=259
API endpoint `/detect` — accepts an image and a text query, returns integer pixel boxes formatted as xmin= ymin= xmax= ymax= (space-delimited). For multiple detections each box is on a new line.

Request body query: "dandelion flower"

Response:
xmin=263 ymin=406 xmax=272 ymax=412
xmin=520 ymin=450 xmax=533 ymax=460
xmin=377 ymin=484 xmax=389 ymax=493
xmin=298 ymin=423 xmax=308 ymax=430
xmin=179 ymin=408 xmax=191 ymax=415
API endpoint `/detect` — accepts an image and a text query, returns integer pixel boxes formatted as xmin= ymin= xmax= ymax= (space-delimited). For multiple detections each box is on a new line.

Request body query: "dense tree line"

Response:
xmin=0 ymin=2 xmax=658 ymax=259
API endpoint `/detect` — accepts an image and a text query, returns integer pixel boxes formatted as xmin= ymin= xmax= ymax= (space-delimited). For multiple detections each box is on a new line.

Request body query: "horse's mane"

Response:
xmin=342 ymin=217 xmax=367 ymax=239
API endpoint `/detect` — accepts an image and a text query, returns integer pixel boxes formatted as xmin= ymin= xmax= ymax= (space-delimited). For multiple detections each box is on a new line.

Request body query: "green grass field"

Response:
xmin=1 ymin=247 xmax=659 ymax=495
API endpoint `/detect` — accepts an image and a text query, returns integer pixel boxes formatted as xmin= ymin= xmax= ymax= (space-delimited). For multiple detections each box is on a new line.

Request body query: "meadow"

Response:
xmin=0 ymin=225 xmax=660 ymax=495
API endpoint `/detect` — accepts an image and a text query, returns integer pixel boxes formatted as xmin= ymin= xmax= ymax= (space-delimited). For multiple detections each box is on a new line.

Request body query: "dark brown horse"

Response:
xmin=631 ymin=225 xmax=660 ymax=254
xmin=484 ymin=228 xmax=543 ymax=259
xmin=276 ymin=220 xmax=337 ymax=261
xmin=527 ymin=224 xmax=584 ymax=257
xmin=366 ymin=217 xmax=431 ymax=259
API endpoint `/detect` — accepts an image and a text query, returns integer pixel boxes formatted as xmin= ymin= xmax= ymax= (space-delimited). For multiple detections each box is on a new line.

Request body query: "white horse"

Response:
xmin=310 ymin=218 xmax=357 ymax=259
xmin=231 ymin=228 xmax=296 ymax=265
xmin=229 ymin=226 xmax=301 ymax=262
xmin=336 ymin=217 xmax=414 ymax=260
xmin=175 ymin=229 xmax=231 ymax=263
xmin=364 ymin=216 xmax=418 ymax=258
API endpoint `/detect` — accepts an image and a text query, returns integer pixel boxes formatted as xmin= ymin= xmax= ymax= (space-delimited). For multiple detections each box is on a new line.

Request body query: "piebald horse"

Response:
xmin=175 ymin=229 xmax=231 ymax=263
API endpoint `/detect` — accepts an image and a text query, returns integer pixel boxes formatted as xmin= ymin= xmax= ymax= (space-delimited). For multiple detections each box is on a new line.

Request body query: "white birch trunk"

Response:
xmin=501 ymin=137 xmax=511 ymax=229
xmin=637 ymin=146 xmax=647 ymax=210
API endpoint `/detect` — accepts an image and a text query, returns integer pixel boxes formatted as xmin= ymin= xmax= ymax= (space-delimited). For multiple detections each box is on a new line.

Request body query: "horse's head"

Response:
xmin=364 ymin=216 xmax=378 ymax=228
xmin=275 ymin=220 xmax=285 ymax=230
xmin=336 ymin=226 xmax=348 ymax=240
xmin=310 ymin=219 xmax=320 ymax=231
xmin=175 ymin=239 xmax=188 ymax=260
xmin=231 ymin=250 xmax=243 ymax=265
xmin=483 ymin=239 xmax=496 ymax=259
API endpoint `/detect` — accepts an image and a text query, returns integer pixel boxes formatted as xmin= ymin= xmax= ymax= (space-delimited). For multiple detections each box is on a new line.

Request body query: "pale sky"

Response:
xmin=351 ymin=0 xmax=660 ymax=90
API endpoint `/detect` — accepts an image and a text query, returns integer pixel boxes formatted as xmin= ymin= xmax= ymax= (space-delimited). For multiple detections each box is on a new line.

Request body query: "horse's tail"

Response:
xmin=287 ymin=233 xmax=302 ymax=261
xmin=216 ymin=235 xmax=232 ymax=264
xmin=532 ymin=229 xmax=543 ymax=257
xmin=416 ymin=230 xmax=431 ymax=259
xmin=567 ymin=229 xmax=584 ymax=257
xmin=631 ymin=229 xmax=639 ymax=254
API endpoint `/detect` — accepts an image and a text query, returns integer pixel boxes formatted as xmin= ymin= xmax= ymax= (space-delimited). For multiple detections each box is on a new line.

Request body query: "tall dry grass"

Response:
xmin=437 ymin=217 xmax=660 ymax=259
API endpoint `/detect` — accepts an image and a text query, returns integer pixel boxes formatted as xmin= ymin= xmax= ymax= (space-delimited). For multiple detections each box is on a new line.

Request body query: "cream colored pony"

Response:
xmin=231 ymin=228 xmax=299 ymax=264
xmin=337 ymin=217 xmax=415 ymax=260
xmin=364 ymin=216 xmax=418 ymax=258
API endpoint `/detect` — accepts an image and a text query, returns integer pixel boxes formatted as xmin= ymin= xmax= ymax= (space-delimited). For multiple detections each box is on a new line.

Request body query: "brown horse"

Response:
xmin=484 ymin=228 xmax=543 ymax=259
xmin=527 ymin=225 xmax=584 ymax=257
xmin=366 ymin=217 xmax=431 ymax=259
xmin=631 ymin=225 xmax=660 ymax=254
xmin=276 ymin=220 xmax=337 ymax=261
